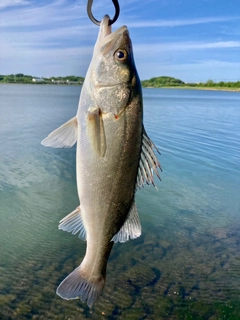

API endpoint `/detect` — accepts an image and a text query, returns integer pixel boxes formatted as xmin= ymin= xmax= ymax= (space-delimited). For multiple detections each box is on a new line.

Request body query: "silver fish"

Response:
xmin=41 ymin=15 xmax=162 ymax=307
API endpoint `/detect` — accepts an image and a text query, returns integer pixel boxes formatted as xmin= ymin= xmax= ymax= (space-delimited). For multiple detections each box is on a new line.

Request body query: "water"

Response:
xmin=0 ymin=84 xmax=240 ymax=319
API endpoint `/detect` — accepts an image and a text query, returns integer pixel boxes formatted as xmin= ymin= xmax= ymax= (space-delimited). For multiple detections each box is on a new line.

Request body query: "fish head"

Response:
xmin=90 ymin=15 xmax=140 ymax=115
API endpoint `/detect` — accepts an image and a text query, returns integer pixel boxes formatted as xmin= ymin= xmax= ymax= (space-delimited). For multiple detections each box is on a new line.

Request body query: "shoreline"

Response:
xmin=142 ymin=86 xmax=240 ymax=92
xmin=1 ymin=82 xmax=240 ymax=92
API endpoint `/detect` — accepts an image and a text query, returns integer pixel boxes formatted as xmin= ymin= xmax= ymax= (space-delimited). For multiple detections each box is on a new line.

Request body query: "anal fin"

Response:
xmin=58 ymin=206 xmax=86 ymax=241
xmin=111 ymin=201 xmax=141 ymax=243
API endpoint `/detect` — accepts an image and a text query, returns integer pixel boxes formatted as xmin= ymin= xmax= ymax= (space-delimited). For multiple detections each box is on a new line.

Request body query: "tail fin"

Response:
xmin=56 ymin=266 xmax=105 ymax=307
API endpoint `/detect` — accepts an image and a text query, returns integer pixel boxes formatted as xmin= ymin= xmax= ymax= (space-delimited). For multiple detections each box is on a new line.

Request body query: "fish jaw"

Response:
xmin=94 ymin=15 xmax=127 ymax=56
xmin=84 ymin=15 xmax=137 ymax=117
xmin=91 ymin=25 xmax=132 ymax=88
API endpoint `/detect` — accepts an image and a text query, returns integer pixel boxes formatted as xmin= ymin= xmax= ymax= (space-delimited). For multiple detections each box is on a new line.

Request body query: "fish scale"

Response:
xmin=41 ymin=14 xmax=161 ymax=307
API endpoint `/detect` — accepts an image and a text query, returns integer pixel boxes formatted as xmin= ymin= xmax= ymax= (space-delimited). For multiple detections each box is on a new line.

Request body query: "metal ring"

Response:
xmin=87 ymin=0 xmax=120 ymax=26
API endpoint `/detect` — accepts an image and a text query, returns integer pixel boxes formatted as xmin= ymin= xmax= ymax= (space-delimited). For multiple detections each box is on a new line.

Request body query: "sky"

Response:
xmin=0 ymin=0 xmax=240 ymax=82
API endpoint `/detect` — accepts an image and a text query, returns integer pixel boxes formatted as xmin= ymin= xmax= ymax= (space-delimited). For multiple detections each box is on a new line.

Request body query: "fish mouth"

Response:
xmin=91 ymin=15 xmax=131 ymax=88
xmin=96 ymin=15 xmax=127 ymax=46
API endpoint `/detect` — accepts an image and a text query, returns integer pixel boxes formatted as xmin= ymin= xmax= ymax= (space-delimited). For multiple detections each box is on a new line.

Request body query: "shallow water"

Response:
xmin=0 ymin=84 xmax=240 ymax=319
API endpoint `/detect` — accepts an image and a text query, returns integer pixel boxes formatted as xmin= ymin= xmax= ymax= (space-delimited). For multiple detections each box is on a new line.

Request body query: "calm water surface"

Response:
xmin=0 ymin=84 xmax=240 ymax=319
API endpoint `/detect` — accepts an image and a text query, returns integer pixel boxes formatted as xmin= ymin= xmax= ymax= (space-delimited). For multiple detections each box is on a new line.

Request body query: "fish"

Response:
xmin=41 ymin=14 xmax=162 ymax=307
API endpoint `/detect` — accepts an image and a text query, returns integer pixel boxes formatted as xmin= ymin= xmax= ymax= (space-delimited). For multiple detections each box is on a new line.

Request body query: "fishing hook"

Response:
xmin=87 ymin=0 xmax=120 ymax=26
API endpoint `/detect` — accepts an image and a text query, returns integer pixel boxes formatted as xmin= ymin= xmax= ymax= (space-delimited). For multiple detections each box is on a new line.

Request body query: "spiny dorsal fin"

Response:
xmin=111 ymin=201 xmax=141 ymax=243
xmin=41 ymin=116 xmax=78 ymax=148
xmin=58 ymin=206 xmax=86 ymax=241
xmin=136 ymin=127 xmax=162 ymax=190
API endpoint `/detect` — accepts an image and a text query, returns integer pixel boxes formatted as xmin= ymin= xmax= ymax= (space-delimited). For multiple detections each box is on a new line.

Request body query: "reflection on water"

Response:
xmin=0 ymin=84 xmax=240 ymax=319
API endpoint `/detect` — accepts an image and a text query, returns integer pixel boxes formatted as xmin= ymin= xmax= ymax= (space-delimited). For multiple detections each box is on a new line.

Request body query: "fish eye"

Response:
xmin=114 ymin=49 xmax=127 ymax=62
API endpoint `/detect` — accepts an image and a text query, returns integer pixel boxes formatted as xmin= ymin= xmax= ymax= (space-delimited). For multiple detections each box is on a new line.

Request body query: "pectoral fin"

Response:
xmin=136 ymin=127 xmax=162 ymax=189
xmin=111 ymin=201 xmax=141 ymax=243
xmin=86 ymin=108 xmax=106 ymax=157
xmin=41 ymin=116 xmax=78 ymax=148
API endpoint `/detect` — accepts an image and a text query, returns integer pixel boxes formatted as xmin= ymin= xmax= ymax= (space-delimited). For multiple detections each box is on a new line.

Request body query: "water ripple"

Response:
xmin=1 ymin=85 xmax=240 ymax=319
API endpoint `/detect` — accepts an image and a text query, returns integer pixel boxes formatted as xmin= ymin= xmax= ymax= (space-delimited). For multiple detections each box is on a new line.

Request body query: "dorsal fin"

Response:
xmin=136 ymin=127 xmax=162 ymax=190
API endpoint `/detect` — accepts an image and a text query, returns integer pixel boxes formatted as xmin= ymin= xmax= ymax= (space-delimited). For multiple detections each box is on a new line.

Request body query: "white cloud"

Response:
xmin=1 ymin=25 xmax=96 ymax=48
xmin=200 ymin=59 xmax=240 ymax=67
xmin=1 ymin=0 xmax=240 ymax=81
xmin=0 ymin=0 xmax=87 ymax=27
xmin=0 ymin=43 xmax=94 ymax=77
xmin=0 ymin=0 xmax=30 ymax=9
xmin=137 ymin=59 xmax=240 ymax=82
xmin=127 ymin=16 xmax=240 ymax=28
xmin=133 ymin=41 xmax=240 ymax=54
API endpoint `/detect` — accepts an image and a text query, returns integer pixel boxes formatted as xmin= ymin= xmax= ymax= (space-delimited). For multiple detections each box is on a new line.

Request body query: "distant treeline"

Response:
xmin=0 ymin=74 xmax=84 ymax=84
xmin=1 ymin=74 xmax=240 ymax=89
xmin=141 ymin=76 xmax=240 ymax=89
xmin=187 ymin=79 xmax=240 ymax=89
xmin=141 ymin=76 xmax=185 ymax=87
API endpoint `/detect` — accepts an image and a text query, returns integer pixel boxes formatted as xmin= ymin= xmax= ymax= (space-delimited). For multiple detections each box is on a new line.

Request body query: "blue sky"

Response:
xmin=1 ymin=0 xmax=240 ymax=82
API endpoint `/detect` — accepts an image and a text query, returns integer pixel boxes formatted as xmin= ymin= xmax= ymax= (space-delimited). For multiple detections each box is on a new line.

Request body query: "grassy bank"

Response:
xmin=143 ymin=85 xmax=240 ymax=92
xmin=141 ymin=76 xmax=240 ymax=91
